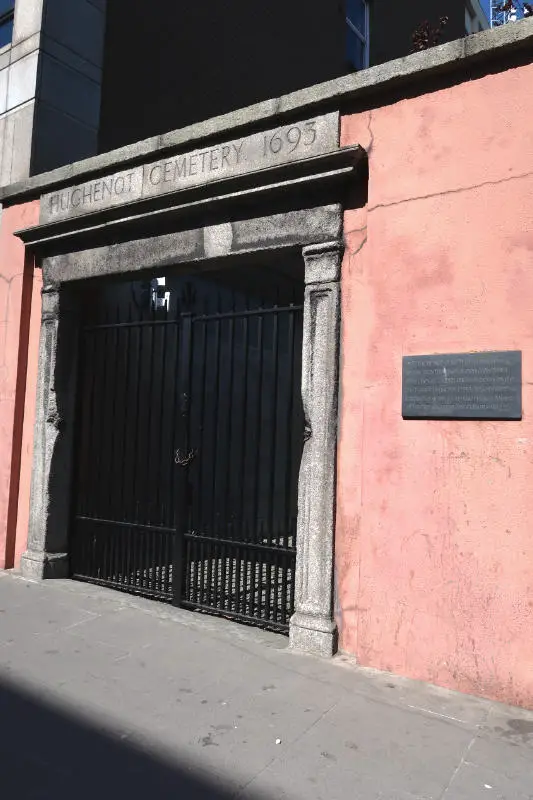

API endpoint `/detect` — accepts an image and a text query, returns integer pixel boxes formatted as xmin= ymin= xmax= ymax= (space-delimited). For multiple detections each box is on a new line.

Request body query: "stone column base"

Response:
xmin=289 ymin=612 xmax=338 ymax=658
xmin=20 ymin=550 xmax=69 ymax=581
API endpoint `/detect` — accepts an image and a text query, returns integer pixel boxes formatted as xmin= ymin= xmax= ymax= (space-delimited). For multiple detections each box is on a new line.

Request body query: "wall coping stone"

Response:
xmin=1 ymin=18 xmax=533 ymax=204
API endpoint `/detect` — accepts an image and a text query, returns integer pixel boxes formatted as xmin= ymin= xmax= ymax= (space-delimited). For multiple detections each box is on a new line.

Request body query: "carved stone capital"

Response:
xmin=41 ymin=283 xmax=60 ymax=323
xmin=303 ymin=241 xmax=343 ymax=285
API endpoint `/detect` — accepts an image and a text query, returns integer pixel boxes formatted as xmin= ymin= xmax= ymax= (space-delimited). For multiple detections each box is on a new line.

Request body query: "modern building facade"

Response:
xmin=2 ymin=6 xmax=533 ymax=710
xmin=0 ymin=0 xmax=105 ymax=185
xmin=466 ymin=0 xmax=491 ymax=33
xmin=368 ymin=0 xmax=489 ymax=66
xmin=98 ymin=0 xmax=490 ymax=152
xmin=491 ymin=0 xmax=532 ymax=26
xmin=0 ymin=1 xmax=490 ymax=177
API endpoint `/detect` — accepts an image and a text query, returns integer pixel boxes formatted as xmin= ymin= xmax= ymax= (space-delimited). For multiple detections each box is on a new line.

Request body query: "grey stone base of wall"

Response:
xmin=289 ymin=613 xmax=338 ymax=658
xmin=20 ymin=550 xmax=69 ymax=581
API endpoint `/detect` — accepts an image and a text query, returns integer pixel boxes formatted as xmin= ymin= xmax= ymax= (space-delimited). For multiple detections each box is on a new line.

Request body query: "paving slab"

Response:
xmin=0 ymin=572 xmax=532 ymax=800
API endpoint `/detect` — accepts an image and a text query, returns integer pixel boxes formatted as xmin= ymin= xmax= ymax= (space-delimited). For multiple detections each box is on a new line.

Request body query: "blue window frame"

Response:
xmin=0 ymin=0 xmax=14 ymax=49
xmin=346 ymin=0 xmax=369 ymax=70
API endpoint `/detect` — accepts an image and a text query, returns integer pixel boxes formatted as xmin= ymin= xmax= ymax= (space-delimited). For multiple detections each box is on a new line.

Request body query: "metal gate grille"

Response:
xmin=71 ymin=270 xmax=303 ymax=632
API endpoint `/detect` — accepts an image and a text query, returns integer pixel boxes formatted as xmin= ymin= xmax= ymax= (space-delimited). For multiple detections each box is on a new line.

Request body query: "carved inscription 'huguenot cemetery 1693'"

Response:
xmin=41 ymin=112 xmax=339 ymax=224
xmin=402 ymin=351 xmax=522 ymax=420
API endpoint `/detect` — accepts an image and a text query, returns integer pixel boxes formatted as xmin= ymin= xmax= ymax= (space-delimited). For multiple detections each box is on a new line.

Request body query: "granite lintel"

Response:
xmin=14 ymin=151 xmax=359 ymax=249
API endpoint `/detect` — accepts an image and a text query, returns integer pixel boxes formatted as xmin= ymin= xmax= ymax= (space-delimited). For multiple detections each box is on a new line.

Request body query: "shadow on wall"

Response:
xmin=0 ymin=672 xmax=263 ymax=800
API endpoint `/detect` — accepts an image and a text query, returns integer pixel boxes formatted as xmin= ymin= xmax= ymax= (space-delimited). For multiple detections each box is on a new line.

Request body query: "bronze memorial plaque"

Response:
xmin=402 ymin=351 xmax=522 ymax=420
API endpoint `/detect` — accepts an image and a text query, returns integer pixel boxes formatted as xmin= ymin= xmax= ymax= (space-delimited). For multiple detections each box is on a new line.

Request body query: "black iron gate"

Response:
xmin=71 ymin=269 xmax=304 ymax=632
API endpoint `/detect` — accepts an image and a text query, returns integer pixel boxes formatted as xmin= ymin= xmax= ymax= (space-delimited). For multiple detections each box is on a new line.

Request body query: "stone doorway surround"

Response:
xmin=9 ymin=110 xmax=365 ymax=658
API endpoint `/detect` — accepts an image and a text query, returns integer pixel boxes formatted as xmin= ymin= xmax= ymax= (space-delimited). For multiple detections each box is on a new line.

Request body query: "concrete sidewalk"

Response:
xmin=0 ymin=572 xmax=532 ymax=800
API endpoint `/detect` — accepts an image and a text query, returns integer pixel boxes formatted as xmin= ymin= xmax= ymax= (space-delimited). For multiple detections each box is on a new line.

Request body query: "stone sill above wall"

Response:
xmin=1 ymin=17 xmax=533 ymax=205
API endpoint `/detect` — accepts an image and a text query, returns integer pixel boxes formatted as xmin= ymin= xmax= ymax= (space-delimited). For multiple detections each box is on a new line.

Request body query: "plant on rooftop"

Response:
xmin=411 ymin=16 xmax=449 ymax=52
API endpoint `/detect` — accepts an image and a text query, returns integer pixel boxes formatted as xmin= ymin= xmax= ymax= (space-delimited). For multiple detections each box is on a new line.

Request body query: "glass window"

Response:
xmin=346 ymin=0 xmax=369 ymax=71
xmin=0 ymin=0 xmax=14 ymax=49
xmin=0 ymin=17 xmax=12 ymax=47
xmin=346 ymin=0 xmax=367 ymax=32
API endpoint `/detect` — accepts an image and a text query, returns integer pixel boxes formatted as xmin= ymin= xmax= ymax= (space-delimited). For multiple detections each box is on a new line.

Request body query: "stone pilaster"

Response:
xmin=289 ymin=241 xmax=342 ymax=657
xmin=21 ymin=282 xmax=77 ymax=580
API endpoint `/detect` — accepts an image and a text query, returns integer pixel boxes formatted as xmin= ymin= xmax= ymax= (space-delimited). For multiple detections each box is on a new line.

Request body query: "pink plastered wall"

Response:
xmin=0 ymin=202 xmax=40 ymax=570
xmin=14 ymin=262 xmax=41 ymax=569
xmin=338 ymin=62 xmax=533 ymax=708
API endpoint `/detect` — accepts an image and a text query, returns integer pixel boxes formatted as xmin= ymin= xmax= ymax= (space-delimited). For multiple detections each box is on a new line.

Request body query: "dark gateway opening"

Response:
xmin=70 ymin=260 xmax=305 ymax=633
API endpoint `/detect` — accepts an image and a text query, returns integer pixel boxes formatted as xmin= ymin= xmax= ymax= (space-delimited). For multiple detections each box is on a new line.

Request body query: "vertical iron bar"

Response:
xmin=273 ymin=552 xmax=281 ymax=625
xmin=142 ymin=305 xmax=157 ymax=591
xmin=220 ymin=516 xmax=229 ymax=609
xmin=218 ymin=307 xmax=235 ymax=538
xmin=156 ymin=312 xmax=168 ymax=520
xmin=252 ymin=314 xmax=265 ymax=543
xmin=283 ymin=309 xmax=296 ymax=550
xmin=226 ymin=532 xmax=235 ymax=614
xmin=267 ymin=308 xmax=280 ymax=546
xmin=193 ymin=539 xmax=200 ymax=606
xmin=101 ymin=310 xmax=117 ymax=528
xmin=196 ymin=316 xmax=208 ymax=533
xmin=234 ymin=538 xmax=242 ymax=616
xmin=210 ymin=294 xmax=222 ymax=537
xmin=76 ymin=327 xmax=97 ymax=574
xmin=164 ymin=528 xmax=172 ymax=596
xmin=157 ymin=303 xmax=170 ymax=595
xmin=224 ymin=310 xmax=236 ymax=541
xmin=120 ymin=307 xmax=133 ymax=588
xmin=199 ymin=540 xmax=206 ymax=606
xmin=131 ymin=318 xmax=145 ymax=588
xmin=172 ymin=310 xmax=192 ymax=607
xmin=265 ymin=306 xmax=280 ymax=621
xmin=106 ymin=307 xmax=121 ymax=532
xmin=75 ymin=333 xmax=90 ymax=521
xmin=92 ymin=325 xmax=108 ymax=523
xmin=168 ymin=295 xmax=182 ymax=587
xmin=237 ymin=311 xmax=250 ymax=542
xmin=146 ymin=311 xmax=158 ymax=522
xmin=122 ymin=303 xmax=136 ymax=587
xmin=172 ymin=529 xmax=184 ymax=606
xmin=248 ymin=542 xmax=256 ymax=620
